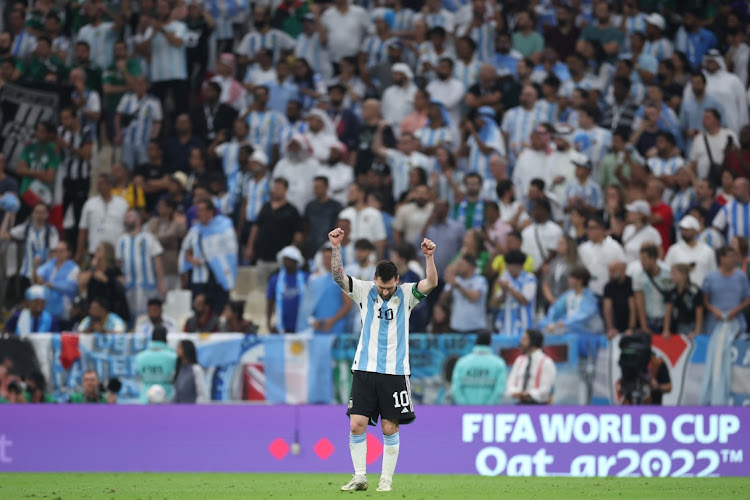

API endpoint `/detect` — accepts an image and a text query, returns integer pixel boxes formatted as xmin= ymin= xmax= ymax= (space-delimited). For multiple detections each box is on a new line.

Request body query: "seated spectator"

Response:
xmin=504 ymin=329 xmax=556 ymax=405
xmin=450 ymin=331 xmax=508 ymax=405
xmin=491 ymin=250 xmax=536 ymax=336
xmin=633 ymin=243 xmax=673 ymax=335
xmin=440 ymin=255 xmax=488 ymax=334
xmin=184 ymin=294 xmax=220 ymax=333
xmin=34 ymin=240 xmax=79 ymax=327
xmin=603 ymin=261 xmax=636 ymax=339
xmin=540 ymin=266 xmax=603 ymax=335
xmin=663 ymin=263 xmax=704 ymax=339
xmin=135 ymin=298 xmax=179 ymax=336
xmin=76 ymin=297 xmax=127 ymax=334
xmin=267 ymin=246 xmax=309 ymax=334
xmin=69 ymin=370 xmax=109 ymax=404
xmin=78 ymin=242 xmax=130 ymax=325
xmin=135 ymin=326 xmax=177 ymax=404
xmin=220 ymin=301 xmax=258 ymax=334
xmin=24 ymin=371 xmax=56 ymax=403
xmin=3 ymin=286 xmax=59 ymax=335
xmin=173 ymin=340 xmax=209 ymax=403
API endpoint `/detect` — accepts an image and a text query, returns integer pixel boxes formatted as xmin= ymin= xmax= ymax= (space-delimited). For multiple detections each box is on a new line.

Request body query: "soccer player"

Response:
xmin=328 ymin=227 xmax=438 ymax=493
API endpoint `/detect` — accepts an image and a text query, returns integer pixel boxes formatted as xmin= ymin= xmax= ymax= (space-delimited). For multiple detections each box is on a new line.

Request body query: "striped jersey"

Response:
xmin=494 ymin=270 xmax=537 ymax=336
xmin=467 ymin=126 xmax=505 ymax=181
xmin=361 ymin=35 xmax=392 ymax=68
xmin=415 ymin=10 xmax=455 ymax=32
xmin=465 ymin=22 xmax=496 ymax=62
xmin=558 ymin=75 xmax=599 ymax=98
xmin=564 ymin=178 xmax=603 ymax=209
xmin=415 ymin=125 xmax=454 ymax=149
xmin=295 ymin=33 xmax=332 ymax=81
xmin=237 ymin=29 xmax=295 ymax=63
xmin=393 ymin=8 xmax=416 ymax=32
xmin=386 ymin=149 xmax=431 ymax=201
xmin=77 ymin=22 xmax=117 ymax=70
xmin=453 ymin=58 xmax=482 ymax=89
xmin=207 ymin=0 xmax=248 ymax=40
xmin=346 ymin=277 xmax=427 ymax=375
xmin=501 ymin=105 xmax=544 ymax=159
xmin=644 ymin=38 xmax=674 ymax=61
xmin=671 ymin=188 xmax=696 ymax=228
xmin=243 ymin=175 xmax=270 ymax=223
xmin=647 ymin=155 xmax=684 ymax=177
xmin=245 ymin=109 xmax=287 ymax=159
xmin=116 ymin=92 xmax=163 ymax=146
xmin=146 ymin=21 xmax=187 ymax=82
xmin=9 ymin=223 xmax=59 ymax=280
xmin=535 ymin=99 xmax=559 ymax=124
xmin=116 ymin=231 xmax=164 ymax=291
xmin=572 ymin=126 xmax=612 ymax=169
xmin=713 ymin=199 xmax=750 ymax=243
xmin=58 ymin=124 xmax=94 ymax=182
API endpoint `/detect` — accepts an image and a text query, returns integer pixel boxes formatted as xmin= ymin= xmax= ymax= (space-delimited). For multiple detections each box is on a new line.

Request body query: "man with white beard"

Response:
xmin=381 ymin=63 xmax=417 ymax=137
xmin=512 ymin=126 xmax=556 ymax=207
xmin=272 ymin=134 xmax=320 ymax=213
xmin=306 ymin=109 xmax=338 ymax=164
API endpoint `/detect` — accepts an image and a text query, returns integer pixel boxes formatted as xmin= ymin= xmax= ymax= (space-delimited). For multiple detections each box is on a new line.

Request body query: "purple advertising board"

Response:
xmin=1 ymin=406 xmax=748 ymax=476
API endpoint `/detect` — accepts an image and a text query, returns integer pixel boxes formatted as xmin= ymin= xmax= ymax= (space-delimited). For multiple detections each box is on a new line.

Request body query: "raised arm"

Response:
xmin=329 ymin=228 xmax=351 ymax=293
xmin=418 ymin=238 xmax=438 ymax=295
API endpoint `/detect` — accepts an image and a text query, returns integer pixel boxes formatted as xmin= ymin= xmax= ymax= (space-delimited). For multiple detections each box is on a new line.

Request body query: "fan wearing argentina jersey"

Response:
xmin=713 ymin=177 xmax=750 ymax=244
xmin=329 ymin=227 xmax=437 ymax=493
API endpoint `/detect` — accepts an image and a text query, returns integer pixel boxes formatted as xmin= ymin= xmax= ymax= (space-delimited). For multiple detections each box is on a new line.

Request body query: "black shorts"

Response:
xmin=346 ymin=371 xmax=416 ymax=426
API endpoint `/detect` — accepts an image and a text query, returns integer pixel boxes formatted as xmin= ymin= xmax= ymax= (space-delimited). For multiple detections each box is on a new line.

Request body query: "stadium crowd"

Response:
xmin=0 ymin=0 xmax=750 ymax=404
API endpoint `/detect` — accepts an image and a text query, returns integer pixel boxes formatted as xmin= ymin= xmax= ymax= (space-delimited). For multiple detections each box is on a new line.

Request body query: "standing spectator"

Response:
xmin=184 ymin=293 xmax=220 ymax=333
xmin=320 ymin=0 xmax=370 ymax=65
xmin=76 ymin=0 xmax=121 ymax=71
xmin=15 ymin=122 xmax=60 ymax=219
xmin=135 ymin=326 xmax=177 ymax=403
xmin=573 ymin=104 xmax=612 ymax=170
xmin=701 ymin=246 xmax=750 ymax=405
xmin=103 ymin=40 xmax=143 ymax=143
xmin=577 ymin=1 xmax=624 ymax=63
xmin=184 ymin=1 xmax=214 ymax=102
xmin=601 ymin=77 xmax=639 ymax=131
xmin=76 ymin=175 xmax=128 ymax=262
xmin=504 ymin=329 xmax=556 ymax=405
xmin=295 ymin=13 xmax=332 ymax=82
xmin=12 ymin=36 xmax=67 ymax=84
xmin=267 ymin=245 xmax=308 ymax=333
xmin=578 ymin=216 xmax=627 ymax=297
xmin=679 ymin=72 xmax=724 ymax=147
xmin=646 ymin=178 xmax=673 ymax=254
xmin=57 ymin=106 xmax=93 ymax=248
xmin=426 ymin=58 xmax=465 ymax=129
xmin=664 ymin=215 xmax=717 ymax=286
xmin=173 ymin=339 xmax=209 ymax=403
xmin=450 ymin=332 xmax=508 ymax=405
xmin=462 ymin=107 xmax=506 ymax=183
xmin=372 ymin=122 xmax=430 ymax=204
xmin=603 ymin=260 xmax=636 ymax=338
xmin=393 ymin=185 xmax=434 ymax=250
xmin=139 ymin=0 xmax=188 ymax=116
xmin=79 ymin=242 xmax=130 ymax=324
xmin=190 ymin=81 xmax=238 ymax=143
xmin=134 ymin=140 xmax=173 ymax=214
xmin=512 ymin=10 xmax=544 ymax=62
xmin=381 ymin=63 xmax=417 ymax=136
xmin=316 ymin=142 xmax=354 ymax=208
xmin=245 ymin=85 xmax=287 ymax=163
xmin=77 ymin=297 xmax=127 ymax=334
xmin=441 ymin=255 xmax=487 ymax=334
xmin=712 ymin=177 xmax=750 ymax=244
xmin=633 ymin=243 xmax=673 ymax=334
xmin=401 ymin=87 xmax=429 ymax=135
xmin=622 ymin=200 xmax=663 ymax=264
xmin=452 ymin=172 xmax=485 ymax=230
xmin=246 ymin=178 xmax=303 ymax=285
xmin=304 ymin=176 xmax=342 ymax=258
xmin=116 ymin=210 xmax=166 ymax=319
xmin=662 ymin=263 xmax=704 ymax=338
xmin=564 ymin=154 xmax=603 ymax=212
xmin=236 ymin=5 xmax=295 ymax=66
xmin=543 ymin=5 xmax=580 ymax=62
xmin=3 ymin=286 xmax=59 ymax=335
xmin=144 ymin=197 xmax=187 ymax=290
xmin=689 ymin=109 xmax=739 ymax=182
xmin=179 ymin=199 xmax=238 ymax=314
xmin=163 ymin=114 xmax=205 ymax=175
xmin=339 ymin=183 xmax=388 ymax=259
xmin=700 ymin=50 xmax=748 ymax=135
xmin=34 ymin=240 xmax=79 ymax=327
xmin=272 ymin=134 xmax=319 ymax=213
xmin=422 ymin=199 xmax=465 ymax=278
xmin=110 ymin=163 xmax=146 ymax=212
xmin=724 ymin=125 xmax=750 ymax=179
xmin=491 ymin=250 xmax=537 ymax=336
xmin=135 ymin=298 xmax=179 ymax=336
xmin=540 ymin=266 xmax=603 ymax=335
xmin=521 ymin=198 xmax=563 ymax=273
xmin=116 ymin=75 xmax=163 ymax=169
xmin=69 ymin=67 xmax=101 ymax=132
xmin=7 ymin=8 xmax=36 ymax=61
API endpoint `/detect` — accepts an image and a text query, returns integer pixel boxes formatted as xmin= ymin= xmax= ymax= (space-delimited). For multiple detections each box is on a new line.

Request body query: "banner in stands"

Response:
xmin=14 ymin=333 xmax=750 ymax=405
xmin=0 ymin=406 xmax=748 ymax=476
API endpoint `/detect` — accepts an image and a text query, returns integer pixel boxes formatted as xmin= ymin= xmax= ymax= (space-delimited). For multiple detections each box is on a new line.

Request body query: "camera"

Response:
xmin=619 ymin=333 xmax=652 ymax=404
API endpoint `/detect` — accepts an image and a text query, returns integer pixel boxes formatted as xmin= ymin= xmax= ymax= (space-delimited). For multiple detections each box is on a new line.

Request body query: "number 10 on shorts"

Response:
xmin=392 ymin=390 xmax=410 ymax=408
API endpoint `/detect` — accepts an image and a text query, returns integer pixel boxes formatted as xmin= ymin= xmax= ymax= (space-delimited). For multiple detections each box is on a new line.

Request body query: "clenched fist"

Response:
xmin=421 ymin=238 xmax=436 ymax=256
xmin=328 ymin=227 xmax=345 ymax=247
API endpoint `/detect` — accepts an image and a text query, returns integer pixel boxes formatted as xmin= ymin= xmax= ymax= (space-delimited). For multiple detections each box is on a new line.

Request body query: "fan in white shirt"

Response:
xmin=504 ymin=329 xmax=557 ymax=405
xmin=520 ymin=198 xmax=563 ymax=272
xmin=381 ymin=63 xmax=417 ymax=137
xmin=663 ymin=215 xmax=717 ymax=286
xmin=578 ymin=217 xmax=628 ymax=296
xmin=688 ymin=108 xmax=738 ymax=180
xmin=425 ymin=58 xmax=466 ymax=130
xmin=621 ymin=200 xmax=663 ymax=264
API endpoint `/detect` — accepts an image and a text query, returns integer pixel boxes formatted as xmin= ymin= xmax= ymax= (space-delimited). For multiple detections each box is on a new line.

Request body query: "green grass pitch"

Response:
xmin=1 ymin=474 xmax=749 ymax=499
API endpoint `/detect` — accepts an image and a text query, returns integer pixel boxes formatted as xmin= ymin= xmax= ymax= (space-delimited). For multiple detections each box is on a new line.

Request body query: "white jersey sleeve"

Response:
xmin=345 ymin=276 xmax=374 ymax=303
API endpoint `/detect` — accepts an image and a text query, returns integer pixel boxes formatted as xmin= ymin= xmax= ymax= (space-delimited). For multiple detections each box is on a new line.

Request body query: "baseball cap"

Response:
xmin=571 ymin=152 xmax=592 ymax=170
xmin=277 ymin=245 xmax=305 ymax=266
xmin=170 ymin=171 xmax=188 ymax=190
xmin=678 ymin=215 xmax=701 ymax=231
xmin=625 ymin=200 xmax=651 ymax=216
xmin=645 ymin=13 xmax=665 ymax=30
xmin=249 ymin=149 xmax=268 ymax=167
xmin=26 ymin=285 xmax=45 ymax=301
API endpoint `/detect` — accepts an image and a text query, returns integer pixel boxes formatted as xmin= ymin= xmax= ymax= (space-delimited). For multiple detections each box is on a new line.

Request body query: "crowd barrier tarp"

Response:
xmin=0 ymin=405 xmax=748 ymax=476
xmin=15 ymin=332 xmax=750 ymax=405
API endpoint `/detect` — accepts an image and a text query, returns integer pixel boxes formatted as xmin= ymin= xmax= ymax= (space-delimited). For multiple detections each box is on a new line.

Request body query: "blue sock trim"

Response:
xmin=350 ymin=433 xmax=366 ymax=444
xmin=383 ymin=432 xmax=399 ymax=446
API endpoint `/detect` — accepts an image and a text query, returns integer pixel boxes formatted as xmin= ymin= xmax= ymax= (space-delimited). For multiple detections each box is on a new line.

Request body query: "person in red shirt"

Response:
xmin=646 ymin=178 xmax=673 ymax=253
xmin=724 ymin=125 xmax=750 ymax=178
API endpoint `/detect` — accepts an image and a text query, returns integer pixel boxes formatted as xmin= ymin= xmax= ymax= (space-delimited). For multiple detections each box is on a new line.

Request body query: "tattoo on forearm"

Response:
xmin=332 ymin=245 xmax=345 ymax=288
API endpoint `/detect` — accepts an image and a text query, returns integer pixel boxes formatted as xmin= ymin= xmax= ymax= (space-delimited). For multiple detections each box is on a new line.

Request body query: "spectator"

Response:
xmin=12 ymin=35 xmax=66 ymax=84
xmin=220 ymin=301 xmax=257 ymax=334
xmin=646 ymin=178 xmax=673 ymax=254
xmin=701 ymin=246 xmax=750 ymax=405
xmin=344 ymin=239 xmax=376 ymax=282
xmin=69 ymin=370 xmax=111 ymax=404
xmin=246 ymin=177 xmax=303 ymax=285
xmin=712 ymin=177 xmax=750 ymax=244
xmin=441 ymin=254 xmax=487 ymax=334
xmin=401 ymin=87 xmax=429 ymax=135
xmin=724 ymin=125 xmax=750 ymax=179
xmin=69 ymin=67 xmax=101 ymax=130
xmin=297 ymin=244 xmax=351 ymax=334
xmin=78 ymin=241 xmax=130 ymax=324
xmin=246 ymin=85 xmax=287 ymax=162
xmin=76 ymin=0 xmax=121 ymax=70
xmin=144 ymin=197 xmax=187 ymax=290
xmin=393 ymin=185 xmax=434 ymax=249
xmin=450 ymin=331 xmax=508 ymax=405
xmin=294 ymin=13 xmax=332 ymax=82
xmin=184 ymin=293 xmax=220 ymax=333
xmin=452 ymin=172 xmax=485 ymax=230
xmin=320 ymin=0 xmax=371 ymax=65
xmin=542 ymin=5 xmax=580 ymax=62
xmin=76 ymin=175 xmax=128 ymax=263
xmin=512 ymin=10 xmax=544 ymax=62
xmin=24 ymin=371 xmax=56 ymax=403
xmin=491 ymin=249 xmax=536 ymax=336
xmin=578 ymin=216 xmax=627 ymax=297
xmin=372 ymin=123 xmax=430 ymax=204
xmin=267 ymin=245 xmax=308 ymax=333
xmin=564 ymin=154 xmax=603 ymax=212
xmin=135 ymin=298 xmax=179 ymax=336
xmin=325 ymin=85 xmax=360 ymax=151
xmin=664 ymin=215 xmax=717 ymax=286
xmin=521 ymin=198 xmax=562 ymax=273
xmin=680 ymin=72 xmax=725 ymax=146
xmin=622 ymin=199 xmax=663 ymax=264
xmin=184 ymin=1 xmax=214 ymax=99
xmin=77 ymin=297 xmax=127 ymax=334
xmin=102 ymin=40 xmax=142 ymax=142
xmin=700 ymin=50 xmax=748 ymax=135
xmin=305 ymin=108 xmax=338 ymax=167
xmin=15 ymin=121 xmax=60 ymax=219
xmin=542 ymin=235 xmax=579 ymax=306
xmin=601 ymin=77 xmax=639 ymax=132
xmin=173 ymin=340 xmax=209 ymax=403
xmin=273 ymin=134 xmax=319 ymax=214
xmin=163 ymin=114 xmax=205 ymax=175
xmin=633 ymin=243 xmax=673 ymax=334
xmin=3 ymin=285 xmax=59 ymax=335
xmin=505 ymin=329 xmax=556 ymax=405
xmin=662 ymin=263 xmax=704 ymax=339
xmin=540 ymin=265 xmax=603 ymax=335
xmin=381 ymin=63 xmax=417 ymax=136
xmin=116 ymin=210 xmax=166 ymax=318
xmin=339 ymin=183 xmax=388 ymax=259
xmin=190 ymin=81 xmax=238 ymax=143
xmin=689 ymin=108 xmax=738 ymax=182
xmin=179 ymin=198 xmax=238 ymax=314
xmin=603 ymin=260 xmax=636 ymax=338
xmin=34 ymin=240 xmax=79 ymax=327
xmin=304 ymin=176 xmax=342 ymax=257
xmin=116 ymin=75 xmax=163 ymax=169
xmin=237 ymin=5 xmax=295 ymax=66
xmin=110 ymin=162 xmax=146 ymax=212
xmin=134 ymin=140 xmax=173 ymax=214
xmin=135 ymin=325 xmax=177 ymax=403
xmin=316 ymin=142 xmax=354 ymax=208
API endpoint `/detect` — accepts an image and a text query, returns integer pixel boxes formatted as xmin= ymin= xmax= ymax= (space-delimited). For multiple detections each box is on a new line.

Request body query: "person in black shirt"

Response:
xmin=603 ymin=260 xmax=636 ymax=338
xmin=465 ymin=64 xmax=505 ymax=116
xmin=185 ymin=2 xmax=215 ymax=104
xmin=190 ymin=82 xmax=238 ymax=143
xmin=162 ymin=114 xmax=205 ymax=175
xmin=662 ymin=263 xmax=704 ymax=338
xmin=134 ymin=139 xmax=175 ymax=214
xmin=304 ymin=176 xmax=342 ymax=257
xmin=354 ymin=99 xmax=395 ymax=181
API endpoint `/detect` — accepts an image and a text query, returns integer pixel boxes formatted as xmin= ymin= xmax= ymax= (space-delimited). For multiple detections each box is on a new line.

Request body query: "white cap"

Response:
xmin=26 ymin=285 xmax=45 ymax=301
xmin=625 ymin=200 xmax=651 ymax=216
xmin=645 ymin=13 xmax=665 ymax=30
xmin=277 ymin=245 xmax=305 ymax=266
xmin=678 ymin=215 xmax=701 ymax=231
xmin=250 ymin=149 xmax=268 ymax=167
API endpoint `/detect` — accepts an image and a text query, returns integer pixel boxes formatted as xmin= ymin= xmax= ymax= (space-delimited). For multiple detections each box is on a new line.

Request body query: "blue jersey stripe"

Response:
xmin=358 ymin=286 xmax=378 ymax=370
xmin=395 ymin=287 xmax=406 ymax=375
xmin=376 ymin=301 xmax=390 ymax=372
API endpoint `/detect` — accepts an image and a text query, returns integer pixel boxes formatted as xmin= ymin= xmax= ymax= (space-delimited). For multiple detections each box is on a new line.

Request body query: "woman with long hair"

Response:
xmin=173 ymin=339 xmax=209 ymax=403
xmin=220 ymin=300 xmax=257 ymax=334
xmin=542 ymin=234 xmax=580 ymax=306
xmin=662 ymin=263 xmax=703 ymax=339
xmin=670 ymin=51 xmax=691 ymax=86
xmin=78 ymin=242 xmax=130 ymax=324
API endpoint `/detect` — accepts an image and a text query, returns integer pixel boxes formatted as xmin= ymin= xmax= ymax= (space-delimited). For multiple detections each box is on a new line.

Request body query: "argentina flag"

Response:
xmin=178 ymin=214 xmax=238 ymax=291
xmin=263 ymin=334 xmax=334 ymax=404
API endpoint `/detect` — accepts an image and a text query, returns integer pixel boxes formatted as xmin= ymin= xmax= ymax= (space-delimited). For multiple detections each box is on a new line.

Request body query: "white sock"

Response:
xmin=349 ymin=433 xmax=367 ymax=476
xmin=381 ymin=432 xmax=400 ymax=481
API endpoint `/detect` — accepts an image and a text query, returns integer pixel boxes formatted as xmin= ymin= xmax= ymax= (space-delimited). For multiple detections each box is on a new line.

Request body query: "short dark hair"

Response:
xmin=274 ymin=177 xmax=289 ymax=189
xmin=152 ymin=325 xmax=167 ymax=343
xmin=530 ymin=178 xmax=546 ymax=191
xmin=526 ymin=329 xmax=544 ymax=348
xmin=460 ymin=254 xmax=476 ymax=267
xmin=533 ymin=197 xmax=552 ymax=214
xmin=588 ymin=215 xmax=606 ymax=229
xmin=508 ymin=230 xmax=523 ymax=241
xmin=90 ymin=296 xmax=110 ymax=311
xmin=580 ymin=103 xmax=600 ymax=122
xmin=613 ymin=126 xmax=632 ymax=141
xmin=569 ymin=265 xmax=591 ymax=287
xmin=505 ymin=249 xmax=527 ymax=265
xmin=355 ymin=238 xmax=375 ymax=251
xmin=691 ymin=71 xmax=707 ymax=84
xmin=313 ymin=175 xmax=329 ymax=185
xmin=196 ymin=198 xmax=216 ymax=214
xmin=374 ymin=261 xmax=399 ymax=282
xmin=614 ymin=76 xmax=631 ymax=89
xmin=657 ymin=131 xmax=676 ymax=145
xmin=543 ymin=74 xmax=561 ymax=90
xmin=716 ymin=246 xmax=737 ymax=263
xmin=464 ymin=172 xmax=482 ymax=184
xmin=476 ymin=331 xmax=492 ymax=346
xmin=640 ymin=243 xmax=659 ymax=259
xmin=705 ymin=108 xmax=722 ymax=122
xmin=76 ymin=40 xmax=91 ymax=50
xmin=147 ymin=298 xmax=163 ymax=308
xmin=496 ymin=179 xmax=514 ymax=199
xmin=457 ymin=35 xmax=477 ymax=51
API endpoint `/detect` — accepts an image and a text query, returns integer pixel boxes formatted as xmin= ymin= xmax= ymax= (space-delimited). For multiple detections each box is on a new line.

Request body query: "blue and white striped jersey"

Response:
xmin=453 ymin=57 xmax=482 ymax=89
xmin=494 ymin=270 xmax=537 ymax=336
xmin=386 ymin=149 xmax=431 ymax=201
xmin=564 ymin=178 xmax=603 ymax=209
xmin=464 ymin=22 xmax=496 ymax=62
xmin=415 ymin=10 xmax=455 ymax=32
xmin=146 ymin=21 xmax=187 ymax=82
xmin=243 ymin=175 xmax=270 ymax=223
xmin=501 ymin=105 xmax=544 ymax=159
xmin=558 ymin=75 xmax=599 ymax=98
xmin=245 ymin=109 xmax=288 ymax=160
xmin=671 ymin=188 xmax=696 ymax=228
xmin=295 ymin=33 xmax=332 ymax=81
xmin=393 ymin=8 xmax=416 ymax=32
xmin=467 ymin=126 xmax=505 ymax=181
xmin=236 ymin=29 xmax=295 ymax=63
xmin=207 ymin=0 xmax=248 ymax=40
xmin=77 ymin=22 xmax=118 ymax=70
xmin=535 ymin=99 xmax=559 ymax=124
xmin=647 ymin=155 xmax=684 ymax=177
xmin=346 ymin=277 xmax=426 ymax=376
xmin=361 ymin=35 xmax=392 ymax=68
xmin=572 ymin=126 xmax=612 ymax=168
xmin=713 ymin=199 xmax=750 ymax=243
xmin=116 ymin=92 xmax=163 ymax=146
xmin=644 ymin=38 xmax=674 ymax=61
xmin=415 ymin=125 xmax=454 ymax=149
xmin=9 ymin=223 xmax=59 ymax=280
xmin=116 ymin=232 xmax=163 ymax=291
